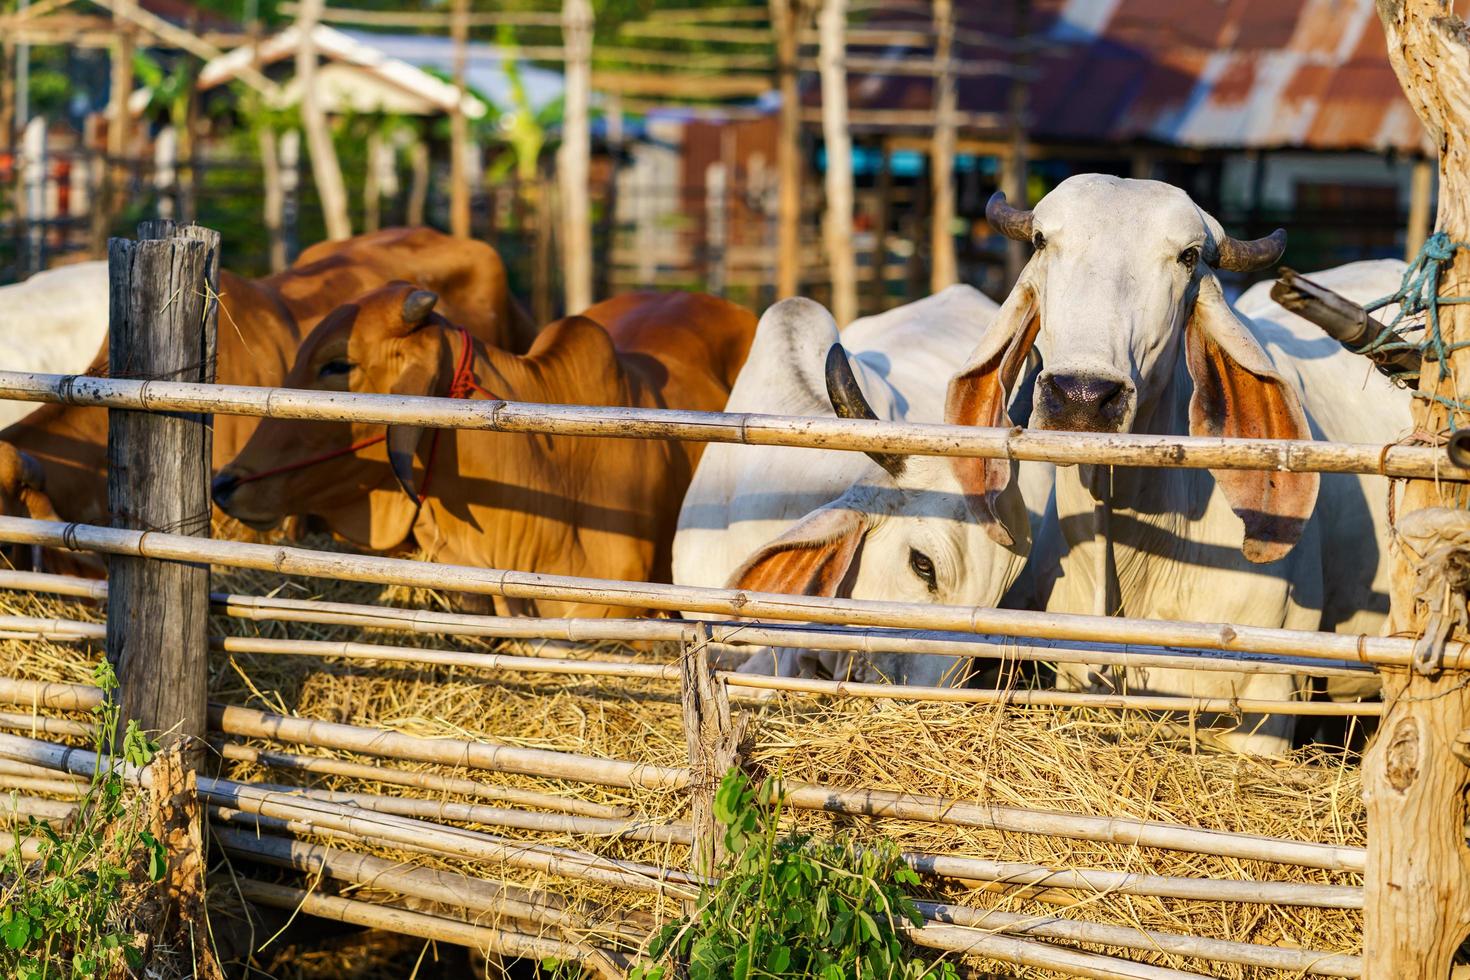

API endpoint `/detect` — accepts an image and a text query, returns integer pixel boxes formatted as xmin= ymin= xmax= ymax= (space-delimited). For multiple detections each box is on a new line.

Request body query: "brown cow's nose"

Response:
xmin=1039 ymin=372 xmax=1132 ymax=431
xmin=211 ymin=472 xmax=241 ymax=509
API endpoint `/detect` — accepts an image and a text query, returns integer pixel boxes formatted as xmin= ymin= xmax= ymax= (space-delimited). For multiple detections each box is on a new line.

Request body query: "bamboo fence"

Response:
xmin=0 ymin=370 xmax=1461 ymax=479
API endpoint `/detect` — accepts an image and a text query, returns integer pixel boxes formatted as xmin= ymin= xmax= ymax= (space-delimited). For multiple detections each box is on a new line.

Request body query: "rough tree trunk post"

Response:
xmin=559 ymin=0 xmax=594 ymax=314
xmin=1365 ymin=3 xmax=1470 ymax=977
xmin=680 ymin=623 xmax=742 ymax=883
xmin=295 ymin=0 xmax=351 ymax=241
xmin=770 ymin=0 xmax=801 ymax=298
xmin=1002 ymin=0 xmax=1029 ymax=287
xmin=930 ymin=0 xmax=957 ymax=291
xmin=818 ymin=0 xmax=856 ymax=325
xmin=1406 ymin=156 xmax=1434 ymax=263
xmin=107 ymin=221 xmax=219 ymax=762
xmin=448 ymin=0 xmax=471 ymax=239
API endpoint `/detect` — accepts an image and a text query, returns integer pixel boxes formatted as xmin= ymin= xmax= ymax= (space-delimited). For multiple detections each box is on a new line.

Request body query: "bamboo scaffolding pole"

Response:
xmin=0 ymin=732 xmax=703 ymax=898
xmin=212 ymin=828 xmax=655 ymax=942
xmin=0 ymin=516 xmax=1447 ymax=672
xmin=914 ymin=901 xmax=1361 ymax=978
xmin=232 ymin=878 xmax=628 ymax=979
xmin=906 ymin=922 xmax=1208 ymax=980
xmin=211 ymin=703 xmax=1364 ymax=873
xmin=245 ymin=780 xmax=692 ymax=844
xmin=211 ymin=740 xmax=628 ymax=818
xmin=0 ymin=372 xmax=1456 ymax=481
xmin=906 ymin=853 xmax=1360 ymax=909
xmin=212 ymin=633 xmax=1376 ymax=715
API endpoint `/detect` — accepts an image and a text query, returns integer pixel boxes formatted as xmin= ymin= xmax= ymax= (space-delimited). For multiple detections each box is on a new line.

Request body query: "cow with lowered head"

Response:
xmin=949 ymin=174 xmax=1408 ymax=754
xmin=212 ymin=285 xmax=757 ymax=617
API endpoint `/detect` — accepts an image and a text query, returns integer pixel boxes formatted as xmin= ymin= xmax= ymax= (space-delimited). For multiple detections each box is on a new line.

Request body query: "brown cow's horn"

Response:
xmin=824 ymin=343 xmax=905 ymax=478
xmin=1215 ymin=228 xmax=1287 ymax=273
xmin=402 ymin=289 xmax=439 ymax=326
xmin=16 ymin=449 xmax=44 ymax=491
xmin=986 ymin=191 xmax=1034 ymax=243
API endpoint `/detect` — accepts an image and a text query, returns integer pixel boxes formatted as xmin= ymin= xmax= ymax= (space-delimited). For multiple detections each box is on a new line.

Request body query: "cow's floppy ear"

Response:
xmin=944 ymin=282 xmax=1040 ymax=547
xmin=1186 ymin=274 xmax=1318 ymax=563
xmin=727 ymin=507 xmax=868 ymax=598
xmin=385 ymin=338 xmax=449 ymax=501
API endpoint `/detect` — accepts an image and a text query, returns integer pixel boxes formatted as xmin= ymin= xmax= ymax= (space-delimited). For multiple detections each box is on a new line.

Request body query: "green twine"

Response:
xmin=1358 ymin=232 xmax=1470 ymax=387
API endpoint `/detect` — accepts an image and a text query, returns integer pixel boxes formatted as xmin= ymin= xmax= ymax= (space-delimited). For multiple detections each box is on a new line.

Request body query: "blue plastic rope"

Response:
xmin=1359 ymin=232 xmax=1470 ymax=382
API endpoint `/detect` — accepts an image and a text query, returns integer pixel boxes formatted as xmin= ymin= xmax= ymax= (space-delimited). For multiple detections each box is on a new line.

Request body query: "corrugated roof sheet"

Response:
xmin=837 ymin=0 xmax=1457 ymax=153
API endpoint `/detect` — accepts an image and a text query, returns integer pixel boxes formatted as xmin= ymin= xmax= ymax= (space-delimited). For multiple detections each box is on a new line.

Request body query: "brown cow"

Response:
xmin=212 ymin=285 xmax=758 ymax=617
xmin=0 ymin=228 xmax=533 ymax=572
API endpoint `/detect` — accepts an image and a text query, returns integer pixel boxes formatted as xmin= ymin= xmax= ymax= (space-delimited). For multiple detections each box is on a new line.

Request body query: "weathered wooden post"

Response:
xmin=929 ymin=0 xmax=957 ymax=291
xmin=107 ymin=220 xmax=219 ymax=760
xmin=680 ymin=623 xmax=743 ymax=882
xmin=1363 ymin=3 xmax=1470 ymax=976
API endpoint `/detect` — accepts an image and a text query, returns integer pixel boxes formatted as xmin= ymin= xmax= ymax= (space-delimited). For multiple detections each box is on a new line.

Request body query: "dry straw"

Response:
xmin=0 ymin=558 xmax=1369 ymax=978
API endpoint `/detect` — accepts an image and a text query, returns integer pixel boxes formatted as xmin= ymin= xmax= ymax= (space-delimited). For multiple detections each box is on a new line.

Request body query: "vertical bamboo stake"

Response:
xmin=681 ymin=623 xmax=740 ymax=881
xmin=363 ymin=129 xmax=382 ymax=234
xmin=448 ymin=0 xmax=471 ymax=239
xmin=770 ymin=0 xmax=801 ymax=298
xmin=259 ymin=125 xmax=287 ymax=272
xmin=559 ymin=0 xmax=594 ymax=314
xmin=93 ymin=18 xmax=134 ymax=258
xmin=107 ymin=221 xmax=219 ymax=761
xmin=534 ymin=174 xmax=554 ymax=323
xmin=705 ymin=161 xmax=728 ymax=295
xmin=295 ymin=0 xmax=351 ymax=241
xmin=1366 ymin=3 xmax=1470 ymax=977
xmin=280 ymin=129 xmax=301 ymax=264
xmin=0 ymin=40 xmax=15 ymax=158
xmin=1002 ymin=0 xmax=1029 ymax=288
xmin=869 ymin=137 xmax=891 ymax=308
xmin=1405 ymin=156 xmax=1433 ymax=264
xmin=818 ymin=0 xmax=856 ymax=325
xmin=929 ymin=0 xmax=956 ymax=291
xmin=407 ymin=135 xmax=428 ymax=227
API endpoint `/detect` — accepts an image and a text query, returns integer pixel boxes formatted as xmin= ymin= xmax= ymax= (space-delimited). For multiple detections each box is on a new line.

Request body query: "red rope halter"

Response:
xmin=230 ymin=326 xmax=492 ymax=504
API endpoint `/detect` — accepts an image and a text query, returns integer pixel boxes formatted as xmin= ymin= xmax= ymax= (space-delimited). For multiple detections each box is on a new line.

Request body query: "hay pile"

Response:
xmin=0 ymin=556 xmax=1366 ymax=979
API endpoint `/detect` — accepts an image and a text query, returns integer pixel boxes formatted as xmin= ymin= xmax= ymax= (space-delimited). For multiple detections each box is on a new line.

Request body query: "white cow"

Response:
xmin=673 ymin=287 xmax=1039 ymax=685
xmin=0 ymin=262 xmax=109 ymax=427
xmin=956 ymin=174 xmax=1409 ymax=754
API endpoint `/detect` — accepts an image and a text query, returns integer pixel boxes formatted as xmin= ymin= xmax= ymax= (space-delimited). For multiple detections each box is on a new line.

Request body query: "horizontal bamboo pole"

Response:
xmin=247 ymin=780 xmax=692 ymax=844
xmin=0 ymin=731 xmax=702 ymax=899
xmin=213 ymin=829 xmax=652 ymax=943
xmin=216 ymin=636 xmax=1373 ymax=714
xmin=0 ymin=370 xmax=1459 ymax=480
xmin=0 ymin=834 xmax=43 ymax=861
xmin=215 ymin=703 xmax=1364 ymax=873
xmin=0 ymin=615 xmax=104 ymax=642
xmin=906 ymin=921 xmax=1208 ymax=980
xmin=0 ymin=794 xmax=76 ymax=822
xmin=232 ymin=878 xmax=627 ymax=979
xmin=0 ymin=677 xmax=103 ymax=711
xmin=0 ymin=516 xmax=1444 ymax=670
xmin=211 ymin=703 xmax=687 ymax=792
xmin=0 ymin=569 xmax=107 ymax=600
xmin=0 ymin=712 xmax=92 ymax=738
xmin=907 ymin=852 xmax=1360 ymax=909
xmin=0 ymin=567 xmax=1368 ymax=679
xmin=915 ymin=901 xmax=1360 ymax=978
xmin=0 ymin=757 xmax=87 ymax=782
xmin=211 ymin=740 xmax=629 ymax=818
xmin=0 ymin=775 xmax=87 ymax=797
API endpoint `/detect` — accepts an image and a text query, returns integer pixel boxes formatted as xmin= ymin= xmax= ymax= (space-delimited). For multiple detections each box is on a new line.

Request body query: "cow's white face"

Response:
xmin=1028 ymin=175 xmax=1217 ymax=432
xmin=945 ymin=173 xmax=1319 ymax=564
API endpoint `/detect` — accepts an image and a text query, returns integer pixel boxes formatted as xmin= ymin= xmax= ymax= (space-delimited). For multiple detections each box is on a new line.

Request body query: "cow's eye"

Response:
xmin=1178 ymin=246 xmax=1200 ymax=272
xmin=908 ymin=548 xmax=937 ymax=591
xmin=1032 ymin=231 xmax=1047 ymax=251
xmin=318 ymin=359 xmax=354 ymax=379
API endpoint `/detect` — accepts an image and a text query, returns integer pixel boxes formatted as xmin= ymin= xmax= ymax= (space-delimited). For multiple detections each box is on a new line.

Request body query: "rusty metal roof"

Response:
xmin=837 ymin=0 xmax=1450 ymax=153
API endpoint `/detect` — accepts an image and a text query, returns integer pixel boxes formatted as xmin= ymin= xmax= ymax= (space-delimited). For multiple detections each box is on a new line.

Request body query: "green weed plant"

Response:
xmin=0 ymin=662 xmax=165 ymax=979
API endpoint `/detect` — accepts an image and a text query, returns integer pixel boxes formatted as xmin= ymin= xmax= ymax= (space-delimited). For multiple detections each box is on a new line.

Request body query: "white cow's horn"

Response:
xmin=824 ymin=344 xmax=905 ymax=478
xmin=986 ymin=191 xmax=1034 ymax=243
xmin=1215 ymin=228 xmax=1287 ymax=273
